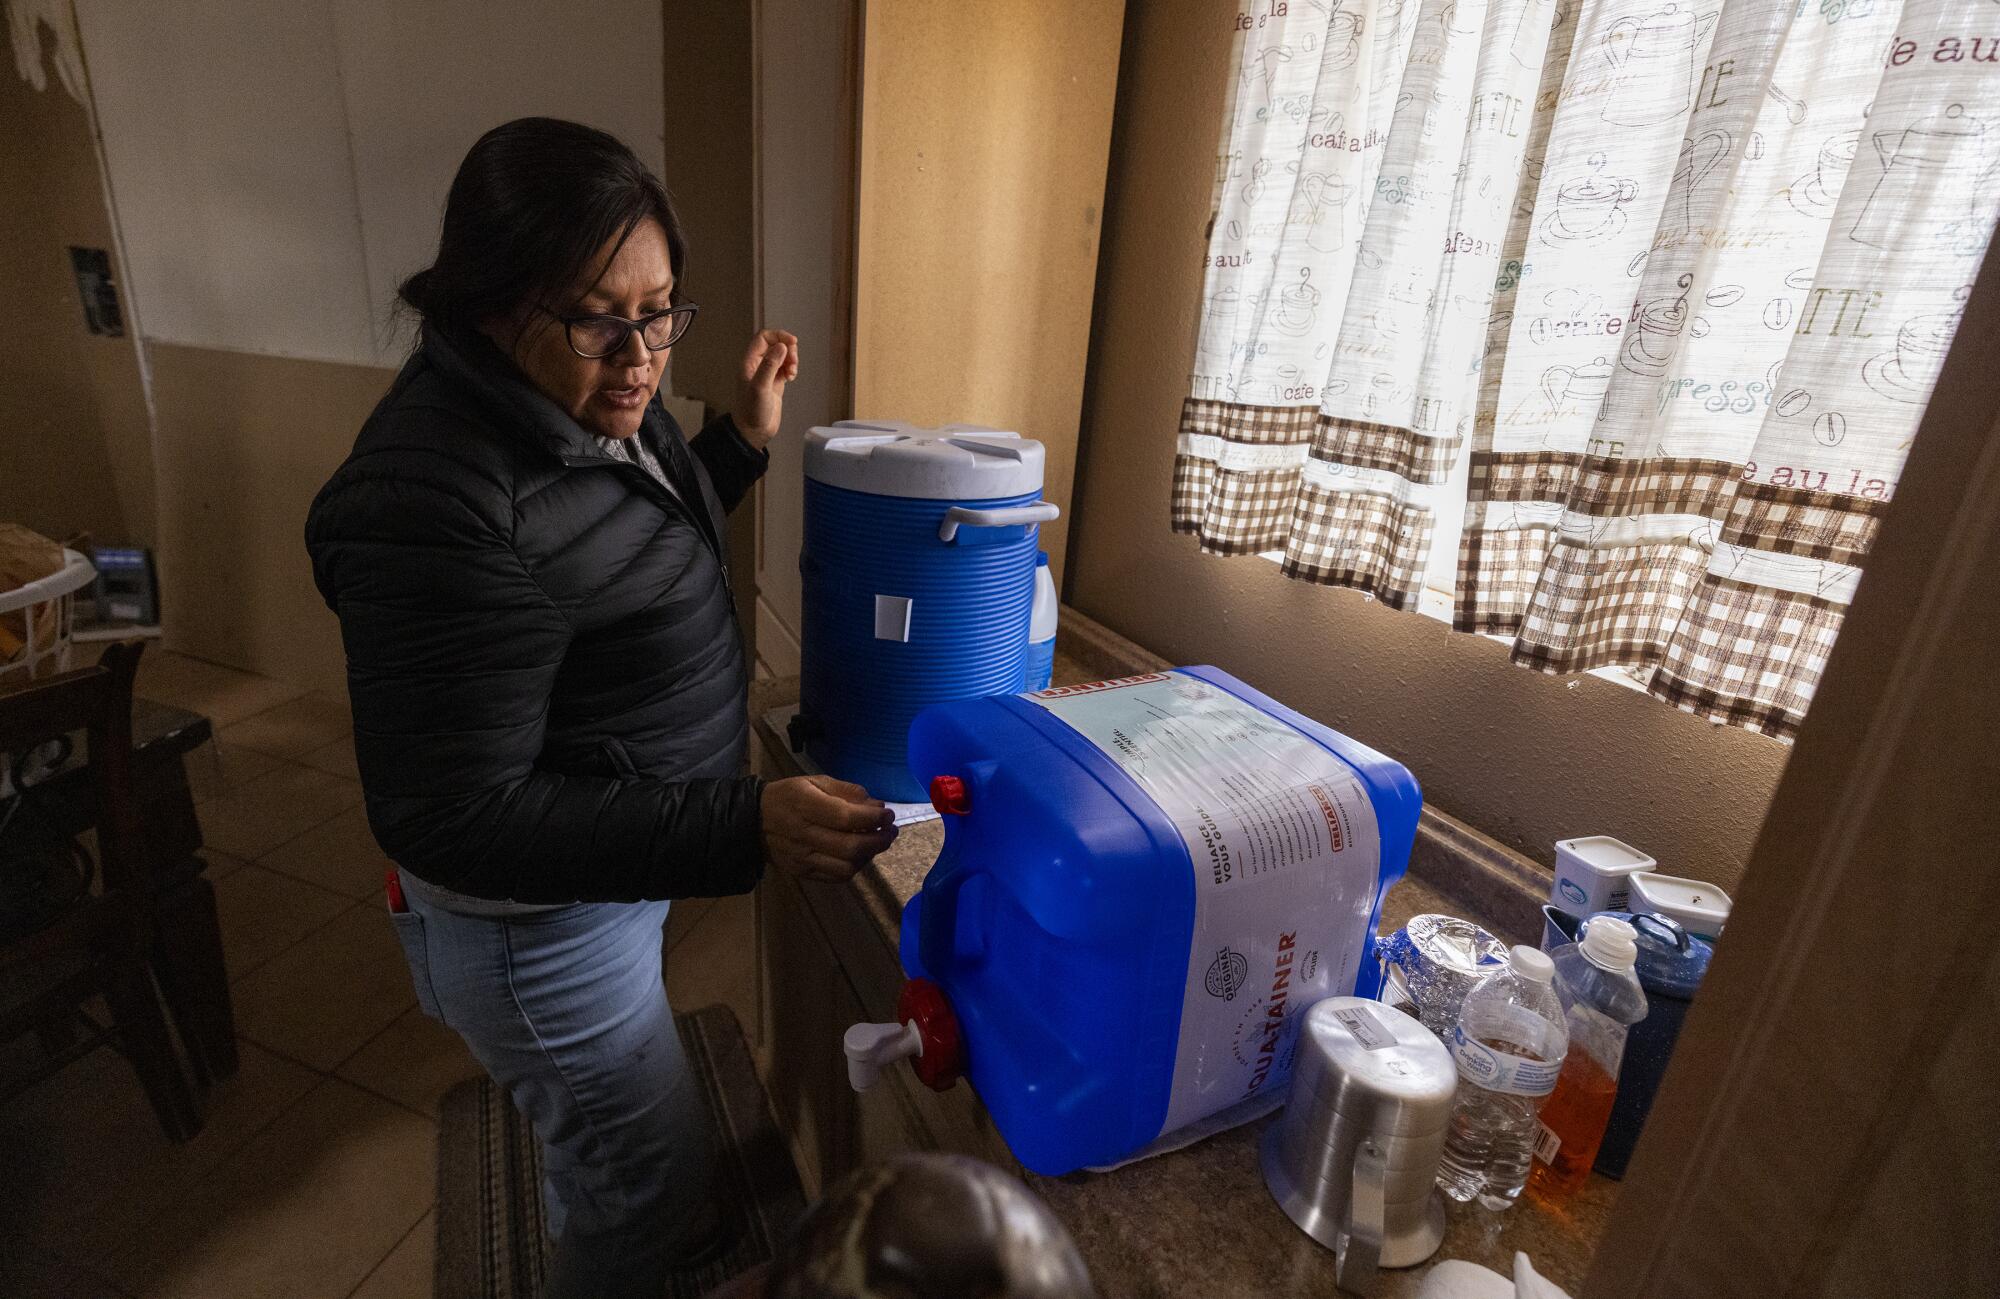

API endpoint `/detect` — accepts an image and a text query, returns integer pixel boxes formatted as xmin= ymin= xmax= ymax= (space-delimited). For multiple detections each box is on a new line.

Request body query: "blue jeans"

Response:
xmin=391 ymin=877 xmax=720 ymax=1299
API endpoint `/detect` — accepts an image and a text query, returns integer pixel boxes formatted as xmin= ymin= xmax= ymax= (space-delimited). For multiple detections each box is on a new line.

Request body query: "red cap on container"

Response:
xmin=897 ymin=977 xmax=965 ymax=1091
xmin=929 ymin=774 xmax=971 ymax=816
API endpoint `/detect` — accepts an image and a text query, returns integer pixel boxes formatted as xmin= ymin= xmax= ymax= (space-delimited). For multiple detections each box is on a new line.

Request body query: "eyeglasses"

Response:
xmin=538 ymin=302 xmax=699 ymax=359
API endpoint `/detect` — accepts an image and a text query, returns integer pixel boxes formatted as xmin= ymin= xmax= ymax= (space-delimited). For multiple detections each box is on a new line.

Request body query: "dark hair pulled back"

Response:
xmin=400 ymin=117 xmax=686 ymax=343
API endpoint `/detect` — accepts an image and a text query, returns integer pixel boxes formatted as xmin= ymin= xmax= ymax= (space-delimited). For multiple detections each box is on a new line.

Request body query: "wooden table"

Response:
xmin=11 ymin=697 xmax=239 ymax=1086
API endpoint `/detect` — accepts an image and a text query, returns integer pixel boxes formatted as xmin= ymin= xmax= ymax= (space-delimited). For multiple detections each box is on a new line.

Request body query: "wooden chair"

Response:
xmin=0 ymin=642 xmax=202 ymax=1140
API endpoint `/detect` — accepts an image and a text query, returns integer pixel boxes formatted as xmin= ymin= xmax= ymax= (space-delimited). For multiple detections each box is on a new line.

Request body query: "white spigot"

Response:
xmin=843 ymin=1020 xmax=924 ymax=1091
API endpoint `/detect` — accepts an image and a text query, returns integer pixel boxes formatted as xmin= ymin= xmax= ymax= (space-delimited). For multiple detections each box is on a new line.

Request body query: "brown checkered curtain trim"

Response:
xmin=1561 ymin=458 xmax=1741 ymax=519
xmin=1467 ymin=451 xmax=1742 ymax=514
xmin=1175 ymin=398 xmax=1448 ymax=572
xmin=1454 ymin=521 xmax=1554 ymax=635
xmin=1169 ymin=454 xmax=1217 ymax=535
xmin=1312 ymin=417 xmax=1459 ymax=484
xmin=1456 ymin=450 xmax=1564 ymax=633
xmin=1465 ymin=449 xmax=1578 ymax=508
xmin=1722 ymin=481 xmax=1886 ymax=565
xmin=1465 ymin=458 xmax=1883 ymax=733
xmin=1182 ymin=465 xmax=1302 ymax=555
xmin=1459 ymin=452 xmax=1745 ymax=639
xmin=1281 ymin=481 xmax=1434 ymax=610
xmin=1506 ymin=540 xmax=1712 ymax=676
xmin=1180 ymin=398 xmax=1318 ymax=445
xmin=1649 ymin=578 xmax=1847 ymax=739
xmin=1172 ymin=398 xmax=1317 ymax=554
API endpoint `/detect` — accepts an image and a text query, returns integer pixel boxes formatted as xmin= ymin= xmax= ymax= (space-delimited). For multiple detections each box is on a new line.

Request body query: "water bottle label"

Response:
xmin=1026 ymin=672 xmax=1382 ymax=1136
xmin=1452 ymin=1024 xmax=1561 ymax=1096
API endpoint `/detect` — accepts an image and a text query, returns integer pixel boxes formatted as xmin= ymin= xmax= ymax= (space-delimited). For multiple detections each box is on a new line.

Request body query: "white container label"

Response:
xmin=1026 ymin=673 xmax=1382 ymax=1137
xmin=1331 ymin=1004 xmax=1397 ymax=1052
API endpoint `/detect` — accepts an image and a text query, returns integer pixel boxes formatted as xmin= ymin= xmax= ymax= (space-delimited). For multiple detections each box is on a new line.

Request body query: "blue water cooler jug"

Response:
xmin=798 ymin=421 xmax=1059 ymax=803
xmin=840 ymin=668 xmax=1422 ymax=1175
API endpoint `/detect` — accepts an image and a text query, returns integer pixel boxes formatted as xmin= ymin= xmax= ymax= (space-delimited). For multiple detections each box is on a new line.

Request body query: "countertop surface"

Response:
xmin=750 ymin=670 xmax=1615 ymax=1297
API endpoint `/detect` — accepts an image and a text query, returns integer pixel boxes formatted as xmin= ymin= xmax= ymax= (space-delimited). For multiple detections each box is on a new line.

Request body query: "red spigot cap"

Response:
xmin=897 ymin=977 xmax=965 ymax=1091
xmin=929 ymin=774 xmax=970 ymax=816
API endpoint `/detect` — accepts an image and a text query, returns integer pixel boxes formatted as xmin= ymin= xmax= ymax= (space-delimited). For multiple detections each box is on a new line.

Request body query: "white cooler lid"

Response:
xmin=804 ymin=420 xmax=1046 ymax=500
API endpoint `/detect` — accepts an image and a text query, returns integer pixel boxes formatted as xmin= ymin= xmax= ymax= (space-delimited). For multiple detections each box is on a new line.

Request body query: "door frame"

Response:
xmin=1584 ymin=225 xmax=2000 ymax=1296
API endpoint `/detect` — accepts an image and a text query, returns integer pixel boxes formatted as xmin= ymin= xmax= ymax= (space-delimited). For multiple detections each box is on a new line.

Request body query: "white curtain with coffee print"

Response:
xmin=1180 ymin=0 xmax=1561 ymax=591
xmin=1173 ymin=0 xmax=2000 ymax=738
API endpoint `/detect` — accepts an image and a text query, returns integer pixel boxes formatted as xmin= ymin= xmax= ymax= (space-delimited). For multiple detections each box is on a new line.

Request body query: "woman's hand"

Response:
xmin=762 ymin=775 xmax=897 ymax=881
xmin=734 ymin=328 xmax=799 ymax=449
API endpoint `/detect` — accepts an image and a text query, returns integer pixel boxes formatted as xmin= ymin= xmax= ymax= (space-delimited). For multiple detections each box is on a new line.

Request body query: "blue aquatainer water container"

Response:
xmin=799 ymin=421 xmax=1059 ymax=803
xmin=852 ymin=668 xmax=1421 ymax=1176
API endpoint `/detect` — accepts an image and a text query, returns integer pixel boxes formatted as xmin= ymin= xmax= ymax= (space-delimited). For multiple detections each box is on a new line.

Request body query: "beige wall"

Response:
xmin=661 ymin=1 xmax=759 ymax=650
xmin=58 ymin=1 xmax=666 ymax=690
xmin=752 ymin=0 xmax=863 ymax=675
xmin=851 ymin=0 xmax=1126 ymax=590
xmin=1067 ymin=0 xmax=1788 ymax=892
xmin=149 ymin=344 xmax=391 ymax=693
xmin=0 ymin=15 xmax=154 ymax=547
xmin=138 ymin=0 xmax=755 ymax=692
xmin=660 ymin=2 xmax=755 ymax=411
xmin=72 ymin=0 xmax=667 ymax=369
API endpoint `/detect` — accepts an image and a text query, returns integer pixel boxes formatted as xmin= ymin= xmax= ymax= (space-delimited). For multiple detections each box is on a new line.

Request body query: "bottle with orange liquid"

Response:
xmin=1527 ymin=916 xmax=1647 ymax=1202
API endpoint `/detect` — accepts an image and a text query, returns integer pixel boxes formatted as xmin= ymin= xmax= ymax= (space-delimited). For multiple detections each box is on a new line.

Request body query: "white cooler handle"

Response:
xmin=938 ymin=503 xmax=1060 ymax=543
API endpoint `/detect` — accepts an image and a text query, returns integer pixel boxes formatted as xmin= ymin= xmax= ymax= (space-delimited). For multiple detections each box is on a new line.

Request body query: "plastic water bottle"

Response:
xmin=1528 ymin=916 xmax=1648 ymax=1201
xmin=1436 ymin=945 xmax=1568 ymax=1210
xmin=1024 ymin=551 xmax=1058 ymax=691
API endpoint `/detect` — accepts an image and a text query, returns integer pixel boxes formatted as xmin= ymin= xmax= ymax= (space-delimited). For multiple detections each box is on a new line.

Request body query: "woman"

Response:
xmin=305 ymin=118 xmax=897 ymax=1298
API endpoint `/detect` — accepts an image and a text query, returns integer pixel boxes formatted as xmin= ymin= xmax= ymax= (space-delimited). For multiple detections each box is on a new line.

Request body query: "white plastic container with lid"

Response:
xmin=1550 ymin=835 xmax=1655 ymax=915
xmin=1023 ymin=551 xmax=1057 ymax=691
xmin=1628 ymin=872 xmax=1731 ymax=941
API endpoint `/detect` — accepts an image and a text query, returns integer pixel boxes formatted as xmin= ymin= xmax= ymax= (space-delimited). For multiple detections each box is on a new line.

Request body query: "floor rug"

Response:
xmin=435 ymin=1003 xmax=806 ymax=1299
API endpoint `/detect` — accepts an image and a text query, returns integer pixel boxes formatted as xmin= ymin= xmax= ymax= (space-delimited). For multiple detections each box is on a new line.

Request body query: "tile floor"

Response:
xmin=0 ymin=650 xmax=760 ymax=1298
